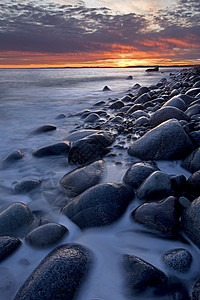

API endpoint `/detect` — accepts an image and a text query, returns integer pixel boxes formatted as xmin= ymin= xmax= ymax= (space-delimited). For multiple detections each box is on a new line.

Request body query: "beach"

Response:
xmin=0 ymin=66 xmax=200 ymax=299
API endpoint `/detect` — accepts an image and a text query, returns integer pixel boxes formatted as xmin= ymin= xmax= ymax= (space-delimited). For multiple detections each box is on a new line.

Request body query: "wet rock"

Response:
xmin=162 ymin=96 xmax=187 ymax=111
xmin=65 ymin=129 xmax=100 ymax=142
xmin=122 ymin=254 xmax=168 ymax=296
xmin=31 ymin=124 xmax=57 ymax=134
xmin=162 ymin=248 xmax=192 ymax=273
xmin=137 ymin=171 xmax=171 ymax=200
xmin=185 ymin=104 xmax=200 ymax=117
xmin=189 ymin=131 xmax=200 ymax=147
xmin=134 ymin=93 xmax=151 ymax=104
xmin=127 ymin=104 xmax=144 ymax=115
xmin=182 ymin=196 xmax=200 ymax=249
xmin=0 ymin=236 xmax=21 ymax=262
xmin=0 ymin=202 xmax=34 ymax=237
xmin=60 ymin=160 xmax=105 ymax=197
xmin=103 ymin=85 xmax=111 ymax=91
xmin=179 ymin=94 xmax=195 ymax=106
xmin=33 ymin=141 xmax=70 ymax=157
xmin=128 ymin=119 xmax=194 ymax=160
xmin=187 ymin=170 xmax=200 ymax=197
xmin=26 ymin=223 xmax=68 ymax=248
xmin=55 ymin=113 xmax=66 ymax=120
xmin=126 ymin=75 xmax=133 ymax=80
xmin=1 ymin=150 xmax=24 ymax=164
xmin=123 ymin=162 xmax=158 ymax=188
xmin=110 ymin=116 xmax=124 ymax=123
xmin=14 ymin=179 xmax=41 ymax=193
xmin=14 ymin=243 xmax=93 ymax=300
xmin=149 ymin=106 xmax=190 ymax=127
xmin=133 ymin=116 xmax=149 ymax=126
xmin=192 ymin=278 xmax=200 ymax=300
xmin=68 ymin=131 xmax=115 ymax=165
xmin=186 ymin=87 xmax=200 ymax=97
xmin=62 ymin=183 xmax=134 ymax=229
xmin=170 ymin=174 xmax=187 ymax=195
xmin=137 ymin=86 xmax=150 ymax=96
xmin=109 ymin=100 xmax=124 ymax=110
xmin=120 ymin=95 xmax=132 ymax=102
xmin=84 ymin=113 xmax=100 ymax=123
xmin=131 ymin=110 xmax=148 ymax=119
xmin=181 ymin=148 xmax=200 ymax=173
xmin=132 ymin=196 xmax=180 ymax=237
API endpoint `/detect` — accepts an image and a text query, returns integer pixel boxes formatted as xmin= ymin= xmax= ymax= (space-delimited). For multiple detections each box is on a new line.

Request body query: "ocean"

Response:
xmin=0 ymin=67 xmax=195 ymax=300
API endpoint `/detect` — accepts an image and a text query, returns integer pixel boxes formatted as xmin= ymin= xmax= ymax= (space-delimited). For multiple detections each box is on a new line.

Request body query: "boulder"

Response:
xmin=134 ymin=93 xmax=151 ymax=104
xmin=0 ymin=202 xmax=34 ymax=237
xmin=128 ymin=119 xmax=194 ymax=160
xmin=181 ymin=148 xmax=200 ymax=173
xmin=162 ymin=96 xmax=187 ymax=111
xmin=137 ymin=86 xmax=150 ymax=96
xmin=62 ymin=183 xmax=134 ymax=229
xmin=14 ymin=244 xmax=93 ymax=300
xmin=123 ymin=162 xmax=158 ymax=188
xmin=189 ymin=131 xmax=200 ymax=147
xmin=102 ymin=85 xmax=111 ymax=91
xmin=65 ymin=129 xmax=100 ymax=142
xmin=162 ymin=248 xmax=192 ymax=273
xmin=60 ymin=160 xmax=105 ymax=197
xmin=187 ymin=170 xmax=200 ymax=197
xmin=1 ymin=150 xmax=24 ymax=164
xmin=109 ymin=100 xmax=124 ymax=110
xmin=68 ymin=131 xmax=115 ymax=165
xmin=186 ymin=87 xmax=200 ymax=97
xmin=0 ymin=236 xmax=21 ymax=262
xmin=132 ymin=196 xmax=180 ymax=237
xmin=14 ymin=179 xmax=41 ymax=193
xmin=149 ymin=106 xmax=190 ymax=127
xmin=127 ymin=104 xmax=144 ymax=115
xmin=131 ymin=110 xmax=148 ymax=119
xmin=33 ymin=141 xmax=70 ymax=157
xmin=26 ymin=223 xmax=68 ymax=248
xmin=122 ymin=254 xmax=168 ymax=296
xmin=31 ymin=124 xmax=57 ymax=134
xmin=185 ymin=104 xmax=200 ymax=117
xmin=182 ymin=196 xmax=200 ymax=249
xmin=84 ymin=113 xmax=100 ymax=123
xmin=136 ymin=171 xmax=171 ymax=200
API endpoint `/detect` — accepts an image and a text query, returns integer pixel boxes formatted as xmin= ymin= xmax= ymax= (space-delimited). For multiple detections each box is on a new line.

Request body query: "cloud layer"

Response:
xmin=0 ymin=0 xmax=199 ymax=66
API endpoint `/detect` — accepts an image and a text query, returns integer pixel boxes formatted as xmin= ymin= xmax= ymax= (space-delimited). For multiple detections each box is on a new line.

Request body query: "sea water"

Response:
xmin=0 ymin=67 xmax=198 ymax=300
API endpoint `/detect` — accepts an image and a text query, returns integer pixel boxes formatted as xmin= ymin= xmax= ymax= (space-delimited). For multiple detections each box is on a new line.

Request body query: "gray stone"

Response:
xmin=187 ymin=170 xmax=200 ymax=197
xmin=14 ymin=243 xmax=93 ymax=300
xmin=31 ymin=124 xmax=57 ymax=134
xmin=132 ymin=196 xmax=180 ymax=237
xmin=123 ymin=162 xmax=158 ymax=188
xmin=192 ymin=278 xmax=200 ymax=300
xmin=133 ymin=116 xmax=149 ymax=126
xmin=186 ymin=88 xmax=200 ymax=97
xmin=162 ymin=248 xmax=192 ymax=273
xmin=33 ymin=141 xmax=70 ymax=157
xmin=109 ymin=100 xmax=124 ymax=110
xmin=182 ymin=196 xmax=200 ymax=249
xmin=179 ymin=94 xmax=195 ymax=106
xmin=103 ymin=85 xmax=111 ymax=91
xmin=0 ymin=236 xmax=21 ymax=262
xmin=65 ymin=129 xmax=100 ymax=142
xmin=1 ymin=150 xmax=24 ymax=164
xmin=110 ymin=116 xmax=124 ymax=123
xmin=26 ymin=223 xmax=68 ymax=248
xmin=189 ymin=131 xmax=200 ymax=147
xmin=127 ymin=104 xmax=144 ymax=115
xmin=55 ymin=113 xmax=66 ymax=120
xmin=134 ymin=93 xmax=151 ymax=104
xmin=122 ymin=254 xmax=168 ymax=296
xmin=137 ymin=86 xmax=150 ymax=96
xmin=62 ymin=183 xmax=134 ymax=229
xmin=60 ymin=160 xmax=105 ymax=197
xmin=137 ymin=171 xmax=171 ymax=200
xmin=131 ymin=110 xmax=148 ymax=119
xmin=149 ymin=107 xmax=190 ymax=127
xmin=0 ymin=202 xmax=34 ymax=237
xmin=68 ymin=131 xmax=115 ymax=165
xmin=14 ymin=179 xmax=41 ymax=193
xmin=128 ymin=119 xmax=194 ymax=160
xmin=162 ymin=96 xmax=187 ymax=111
xmin=181 ymin=148 xmax=200 ymax=173
xmin=185 ymin=104 xmax=200 ymax=117
xmin=84 ymin=113 xmax=100 ymax=123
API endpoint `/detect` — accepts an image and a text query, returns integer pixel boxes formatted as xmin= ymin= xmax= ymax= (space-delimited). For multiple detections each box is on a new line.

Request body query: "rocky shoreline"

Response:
xmin=1 ymin=66 xmax=200 ymax=299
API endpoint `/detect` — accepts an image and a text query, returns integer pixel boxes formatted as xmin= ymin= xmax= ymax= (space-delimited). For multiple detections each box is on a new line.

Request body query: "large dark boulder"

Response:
xmin=162 ymin=248 xmax=192 ymax=273
xmin=0 ymin=202 xmax=34 ymax=237
xmin=60 ymin=160 xmax=105 ymax=197
xmin=181 ymin=148 xmax=200 ymax=173
xmin=1 ymin=150 xmax=24 ymax=165
xmin=33 ymin=141 xmax=70 ymax=157
xmin=149 ymin=106 xmax=190 ymax=127
xmin=62 ymin=183 xmax=134 ymax=229
xmin=122 ymin=254 xmax=168 ymax=296
xmin=14 ymin=243 xmax=93 ymax=300
xmin=14 ymin=179 xmax=41 ymax=193
xmin=182 ymin=196 xmax=200 ymax=249
xmin=68 ymin=131 xmax=115 ymax=165
xmin=132 ymin=196 xmax=180 ymax=237
xmin=128 ymin=119 xmax=194 ymax=160
xmin=187 ymin=170 xmax=200 ymax=197
xmin=0 ymin=236 xmax=21 ymax=262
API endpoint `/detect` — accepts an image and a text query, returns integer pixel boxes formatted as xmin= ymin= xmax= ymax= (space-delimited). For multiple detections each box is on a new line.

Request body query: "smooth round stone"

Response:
xmin=133 ymin=116 xmax=149 ymax=126
xmin=65 ymin=129 xmax=100 ymax=142
xmin=84 ymin=113 xmax=100 ymax=123
xmin=0 ymin=236 xmax=21 ymax=262
xmin=123 ymin=162 xmax=158 ymax=189
xmin=0 ymin=202 xmax=34 ymax=237
xmin=188 ymin=131 xmax=200 ymax=147
xmin=102 ymin=85 xmax=111 ymax=91
xmin=127 ymin=104 xmax=144 ymax=115
xmin=131 ymin=110 xmax=148 ymax=119
xmin=179 ymin=94 xmax=195 ymax=106
xmin=185 ymin=104 xmax=200 ymax=117
xmin=62 ymin=183 xmax=134 ymax=229
xmin=14 ymin=244 xmax=93 ymax=300
xmin=55 ymin=113 xmax=66 ymax=119
xmin=126 ymin=75 xmax=133 ymax=80
xmin=192 ymin=278 xmax=200 ymax=299
xmin=26 ymin=223 xmax=68 ymax=248
xmin=181 ymin=148 xmax=200 ymax=173
xmin=60 ymin=160 xmax=105 ymax=197
xmin=31 ymin=124 xmax=57 ymax=134
xmin=136 ymin=171 xmax=171 ymax=200
xmin=137 ymin=86 xmax=150 ymax=96
xmin=134 ymin=93 xmax=151 ymax=104
xmin=132 ymin=196 xmax=180 ymax=237
xmin=33 ymin=141 xmax=70 ymax=157
xmin=14 ymin=179 xmax=41 ymax=193
xmin=110 ymin=116 xmax=124 ymax=123
xmin=1 ymin=150 xmax=24 ymax=164
xmin=170 ymin=174 xmax=187 ymax=194
xmin=162 ymin=96 xmax=187 ymax=111
xmin=187 ymin=170 xmax=200 ymax=197
xmin=162 ymin=248 xmax=192 ymax=273
xmin=186 ymin=87 xmax=200 ymax=97
xmin=122 ymin=254 xmax=168 ymax=296
xmin=109 ymin=100 xmax=124 ymax=110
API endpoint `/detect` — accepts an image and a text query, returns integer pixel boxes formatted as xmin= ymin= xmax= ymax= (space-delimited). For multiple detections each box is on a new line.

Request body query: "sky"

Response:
xmin=0 ymin=0 xmax=199 ymax=67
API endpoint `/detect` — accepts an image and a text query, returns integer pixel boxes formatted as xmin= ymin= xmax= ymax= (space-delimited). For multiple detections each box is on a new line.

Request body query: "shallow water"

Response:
xmin=0 ymin=67 xmax=199 ymax=299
